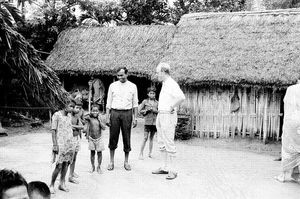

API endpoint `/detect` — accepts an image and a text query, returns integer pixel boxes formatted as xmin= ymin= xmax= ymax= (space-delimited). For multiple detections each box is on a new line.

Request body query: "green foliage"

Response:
xmin=17 ymin=2 xmax=78 ymax=59
xmin=120 ymin=0 xmax=170 ymax=25
xmin=0 ymin=2 xmax=23 ymax=26
xmin=170 ymin=0 xmax=246 ymax=24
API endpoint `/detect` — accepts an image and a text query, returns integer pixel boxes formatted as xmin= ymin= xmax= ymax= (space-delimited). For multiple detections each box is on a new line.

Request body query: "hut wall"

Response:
xmin=181 ymin=86 xmax=284 ymax=142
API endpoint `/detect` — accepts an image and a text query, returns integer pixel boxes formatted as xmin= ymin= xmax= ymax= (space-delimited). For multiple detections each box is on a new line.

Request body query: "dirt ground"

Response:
xmin=1 ymin=119 xmax=300 ymax=199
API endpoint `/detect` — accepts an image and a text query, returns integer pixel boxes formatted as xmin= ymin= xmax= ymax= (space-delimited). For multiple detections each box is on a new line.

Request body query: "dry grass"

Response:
xmin=46 ymin=25 xmax=176 ymax=78
xmin=163 ymin=9 xmax=300 ymax=88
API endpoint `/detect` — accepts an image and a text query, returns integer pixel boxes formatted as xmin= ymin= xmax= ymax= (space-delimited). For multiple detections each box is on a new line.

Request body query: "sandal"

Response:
xmin=152 ymin=168 xmax=168 ymax=174
xmin=166 ymin=171 xmax=178 ymax=180
xmin=124 ymin=163 xmax=131 ymax=171
xmin=107 ymin=163 xmax=114 ymax=171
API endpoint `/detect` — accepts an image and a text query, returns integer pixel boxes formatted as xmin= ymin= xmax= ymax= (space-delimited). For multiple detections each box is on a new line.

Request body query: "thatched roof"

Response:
xmin=46 ymin=25 xmax=176 ymax=78
xmin=162 ymin=9 xmax=300 ymax=88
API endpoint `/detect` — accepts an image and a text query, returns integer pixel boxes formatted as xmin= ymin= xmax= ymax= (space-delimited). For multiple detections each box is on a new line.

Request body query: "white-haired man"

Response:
xmin=152 ymin=62 xmax=185 ymax=180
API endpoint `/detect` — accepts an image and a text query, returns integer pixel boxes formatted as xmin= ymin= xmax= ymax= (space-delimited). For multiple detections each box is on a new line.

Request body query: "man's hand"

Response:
xmin=106 ymin=114 xmax=111 ymax=127
xmin=170 ymin=106 xmax=175 ymax=114
xmin=132 ymin=119 xmax=137 ymax=128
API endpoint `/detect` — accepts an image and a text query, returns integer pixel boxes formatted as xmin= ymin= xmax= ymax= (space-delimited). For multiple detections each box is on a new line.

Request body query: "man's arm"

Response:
xmin=170 ymin=84 xmax=186 ymax=112
xmin=132 ymin=84 xmax=139 ymax=128
xmin=106 ymin=84 xmax=113 ymax=126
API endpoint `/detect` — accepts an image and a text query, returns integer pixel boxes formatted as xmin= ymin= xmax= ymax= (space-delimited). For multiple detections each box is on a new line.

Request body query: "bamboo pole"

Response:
xmin=263 ymin=91 xmax=268 ymax=144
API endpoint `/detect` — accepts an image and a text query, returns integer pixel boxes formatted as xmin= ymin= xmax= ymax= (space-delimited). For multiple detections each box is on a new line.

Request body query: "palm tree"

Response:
xmin=0 ymin=2 xmax=67 ymax=110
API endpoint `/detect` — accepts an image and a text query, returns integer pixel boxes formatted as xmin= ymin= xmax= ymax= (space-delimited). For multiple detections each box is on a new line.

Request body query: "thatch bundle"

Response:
xmin=46 ymin=25 xmax=176 ymax=78
xmin=0 ymin=19 xmax=68 ymax=109
xmin=162 ymin=9 xmax=300 ymax=88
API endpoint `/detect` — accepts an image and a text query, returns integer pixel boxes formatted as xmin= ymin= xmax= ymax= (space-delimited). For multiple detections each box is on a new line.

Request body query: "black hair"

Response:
xmin=28 ymin=181 xmax=50 ymax=198
xmin=91 ymin=104 xmax=100 ymax=110
xmin=116 ymin=67 xmax=128 ymax=74
xmin=147 ymin=87 xmax=156 ymax=93
xmin=0 ymin=169 xmax=28 ymax=198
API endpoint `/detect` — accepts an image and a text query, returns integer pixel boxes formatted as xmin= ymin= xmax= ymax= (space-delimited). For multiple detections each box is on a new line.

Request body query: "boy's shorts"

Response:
xmin=88 ymin=136 xmax=105 ymax=152
xmin=144 ymin=125 xmax=157 ymax=133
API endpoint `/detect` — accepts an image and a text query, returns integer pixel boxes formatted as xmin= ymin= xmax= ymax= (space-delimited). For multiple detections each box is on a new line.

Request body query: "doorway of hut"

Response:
xmin=59 ymin=74 xmax=159 ymax=112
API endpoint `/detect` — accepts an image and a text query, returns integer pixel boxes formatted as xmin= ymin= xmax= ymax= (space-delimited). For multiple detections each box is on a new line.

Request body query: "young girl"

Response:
xmin=138 ymin=87 xmax=158 ymax=160
xmin=50 ymin=101 xmax=76 ymax=194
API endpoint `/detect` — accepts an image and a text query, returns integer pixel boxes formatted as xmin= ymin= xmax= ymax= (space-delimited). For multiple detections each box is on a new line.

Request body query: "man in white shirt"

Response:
xmin=106 ymin=67 xmax=138 ymax=171
xmin=152 ymin=62 xmax=185 ymax=180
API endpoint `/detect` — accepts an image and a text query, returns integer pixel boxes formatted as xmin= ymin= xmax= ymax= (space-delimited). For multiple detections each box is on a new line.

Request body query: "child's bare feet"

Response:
xmin=69 ymin=177 xmax=79 ymax=184
xmin=72 ymin=172 xmax=79 ymax=178
xmin=274 ymin=174 xmax=285 ymax=183
xmin=49 ymin=185 xmax=55 ymax=194
xmin=148 ymin=153 xmax=153 ymax=158
xmin=138 ymin=154 xmax=144 ymax=160
xmin=89 ymin=165 xmax=95 ymax=173
xmin=97 ymin=166 xmax=103 ymax=174
xmin=58 ymin=184 xmax=69 ymax=192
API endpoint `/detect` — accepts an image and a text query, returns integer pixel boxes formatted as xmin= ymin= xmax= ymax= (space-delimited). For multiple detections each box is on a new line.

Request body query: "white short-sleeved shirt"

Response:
xmin=106 ymin=80 xmax=138 ymax=110
xmin=158 ymin=77 xmax=185 ymax=111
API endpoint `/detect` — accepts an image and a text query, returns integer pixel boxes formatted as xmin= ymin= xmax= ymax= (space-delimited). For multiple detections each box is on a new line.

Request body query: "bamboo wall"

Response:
xmin=179 ymin=86 xmax=284 ymax=142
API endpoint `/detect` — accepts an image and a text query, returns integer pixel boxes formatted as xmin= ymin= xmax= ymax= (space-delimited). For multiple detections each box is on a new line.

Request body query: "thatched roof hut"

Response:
xmin=162 ymin=9 xmax=300 ymax=88
xmin=46 ymin=25 xmax=176 ymax=79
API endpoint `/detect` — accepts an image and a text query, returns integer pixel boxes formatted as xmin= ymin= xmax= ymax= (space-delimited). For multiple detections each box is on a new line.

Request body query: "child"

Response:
xmin=138 ymin=87 xmax=158 ymax=160
xmin=84 ymin=104 xmax=106 ymax=174
xmin=28 ymin=181 xmax=51 ymax=199
xmin=50 ymin=101 xmax=76 ymax=194
xmin=68 ymin=100 xmax=84 ymax=184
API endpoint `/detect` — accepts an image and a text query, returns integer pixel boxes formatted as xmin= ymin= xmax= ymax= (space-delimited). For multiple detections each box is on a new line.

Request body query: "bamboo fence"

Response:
xmin=180 ymin=86 xmax=284 ymax=142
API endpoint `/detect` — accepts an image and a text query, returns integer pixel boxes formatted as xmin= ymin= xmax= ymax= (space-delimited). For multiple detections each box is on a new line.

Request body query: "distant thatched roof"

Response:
xmin=162 ymin=9 xmax=300 ymax=88
xmin=46 ymin=25 xmax=176 ymax=78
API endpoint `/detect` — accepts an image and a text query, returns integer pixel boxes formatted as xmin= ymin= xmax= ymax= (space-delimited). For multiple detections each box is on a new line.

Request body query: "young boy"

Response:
xmin=68 ymin=100 xmax=84 ymax=184
xmin=138 ymin=87 xmax=158 ymax=160
xmin=84 ymin=104 xmax=106 ymax=174
xmin=28 ymin=181 xmax=51 ymax=199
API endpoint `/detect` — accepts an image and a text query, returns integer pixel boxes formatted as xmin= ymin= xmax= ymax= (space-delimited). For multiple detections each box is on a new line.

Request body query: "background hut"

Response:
xmin=46 ymin=25 xmax=176 ymax=107
xmin=162 ymin=9 xmax=300 ymax=142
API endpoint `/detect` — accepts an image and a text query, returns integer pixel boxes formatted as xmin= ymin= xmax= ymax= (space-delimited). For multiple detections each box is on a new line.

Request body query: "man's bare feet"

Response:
xmin=107 ymin=163 xmax=114 ymax=171
xmin=69 ymin=177 xmax=79 ymax=184
xmin=148 ymin=153 xmax=153 ymax=158
xmin=97 ymin=166 xmax=103 ymax=174
xmin=49 ymin=185 xmax=55 ymax=194
xmin=58 ymin=184 xmax=69 ymax=192
xmin=124 ymin=162 xmax=131 ymax=171
xmin=89 ymin=165 xmax=95 ymax=173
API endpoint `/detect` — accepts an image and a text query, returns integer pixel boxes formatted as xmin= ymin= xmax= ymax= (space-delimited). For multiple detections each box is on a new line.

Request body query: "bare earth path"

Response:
xmin=1 ymin=121 xmax=300 ymax=199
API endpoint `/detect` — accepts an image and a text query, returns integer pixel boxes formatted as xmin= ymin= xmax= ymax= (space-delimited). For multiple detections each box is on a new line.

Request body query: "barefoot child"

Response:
xmin=68 ymin=100 xmax=84 ymax=184
xmin=50 ymin=101 xmax=76 ymax=193
xmin=84 ymin=104 xmax=106 ymax=174
xmin=138 ymin=87 xmax=158 ymax=160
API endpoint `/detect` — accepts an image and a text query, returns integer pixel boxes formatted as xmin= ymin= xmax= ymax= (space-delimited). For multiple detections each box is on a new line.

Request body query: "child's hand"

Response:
xmin=53 ymin=145 xmax=59 ymax=154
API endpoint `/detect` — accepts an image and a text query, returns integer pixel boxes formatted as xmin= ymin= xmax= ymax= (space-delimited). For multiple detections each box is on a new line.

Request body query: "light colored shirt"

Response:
xmin=106 ymin=80 xmax=138 ymax=110
xmin=158 ymin=77 xmax=185 ymax=111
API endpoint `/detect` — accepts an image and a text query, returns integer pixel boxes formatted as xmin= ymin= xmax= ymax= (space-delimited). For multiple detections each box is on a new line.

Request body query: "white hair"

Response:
xmin=156 ymin=62 xmax=171 ymax=74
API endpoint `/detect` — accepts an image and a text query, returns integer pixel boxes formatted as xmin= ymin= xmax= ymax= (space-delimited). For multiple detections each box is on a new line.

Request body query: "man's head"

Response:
xmin=156 ymin=62 xmax=170 ymax=82
xmin=147 ymin=87 xmax=156 ymax=99
xmin=91 ymin=104 xmax=100 ymax=118
xmin=116 ymin=67 xmax=128 ymax=83
xmin=28 ymin=181 xmax=50 ymax=199
xmin=0 ymin=169 xmax=29 ymax=199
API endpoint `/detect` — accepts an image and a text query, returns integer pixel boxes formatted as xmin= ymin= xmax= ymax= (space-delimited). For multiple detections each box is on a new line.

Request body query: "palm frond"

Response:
xmin=1 ymin=2 xmax=23 ymax=24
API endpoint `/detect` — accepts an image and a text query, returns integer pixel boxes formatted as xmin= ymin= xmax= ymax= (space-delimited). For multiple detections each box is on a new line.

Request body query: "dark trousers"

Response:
xmin=109 ymin=109 xmax=132 ymax=152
